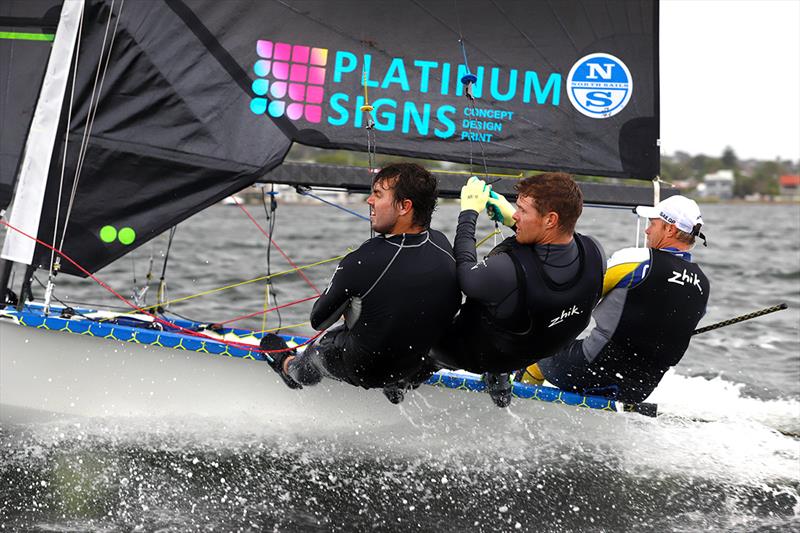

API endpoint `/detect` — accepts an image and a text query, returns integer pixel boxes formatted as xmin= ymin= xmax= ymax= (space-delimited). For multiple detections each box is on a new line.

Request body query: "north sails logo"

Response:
xmin=548 ymin=305 xmax=581 ymax=328
xmin=566 ymin=52 xmax=633 ymax=119
xmin=668 ymin=269 xmax=703 ymax=294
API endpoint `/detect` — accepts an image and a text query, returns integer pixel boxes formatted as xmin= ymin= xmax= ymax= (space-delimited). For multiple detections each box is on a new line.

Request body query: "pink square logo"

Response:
xmin=251 ymin=40 xmax=328 ymax=124
xmin=310 ymin=48 xmax=328 ymax=66
xmin=288 ymin=83 xmax=306 ymax=101
xmin=291 ymin=46 xmax=310 ymax=64
xmin=256 ymin=40 xmax=273 ymax=58
xmin=287 ymin=103 xmax=305 ymax=120
xmin=305 ymin=105 xmax=322 ymax=122
xmin=308 ymin=66 xmax=326 ymax=85
xmin=272 ymin=62 xmax=289 ymax=80
xmin=273 ymin=42 xmax=291 ymax=61
xmin=306 ymin=85 xmax=324 ymax=104
xmin=290 ymin=64 xmax=308 ymax=83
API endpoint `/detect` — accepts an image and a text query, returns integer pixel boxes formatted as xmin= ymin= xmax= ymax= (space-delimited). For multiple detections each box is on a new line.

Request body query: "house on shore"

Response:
xmin=779 ymin=175 xmax=800 ymax=200
xmin=698 ymin=169 xmax=734 ymax=199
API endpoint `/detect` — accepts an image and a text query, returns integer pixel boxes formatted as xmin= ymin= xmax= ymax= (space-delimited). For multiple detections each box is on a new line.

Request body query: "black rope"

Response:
xmin=156 ymin=226 xmax=177 ymax=311
xmin=693 ymin=303 xmax=788 ymax=335
xmin=262 ymin=185 xmax=282 ymax=330
xmin=31 ymin=275 xmax=93 ymax=320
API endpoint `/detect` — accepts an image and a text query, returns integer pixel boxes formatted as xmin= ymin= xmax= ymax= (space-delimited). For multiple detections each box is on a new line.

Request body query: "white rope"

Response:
xmin=58 ymin=0 xmax=125 ymax=251
xmin=47 ymin=0 xmax=86 ymax=279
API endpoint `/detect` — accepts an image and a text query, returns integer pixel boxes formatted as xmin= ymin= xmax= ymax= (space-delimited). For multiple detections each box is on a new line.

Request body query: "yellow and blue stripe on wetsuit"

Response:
xmin=601 ymin=246 xmax=692 ymax=297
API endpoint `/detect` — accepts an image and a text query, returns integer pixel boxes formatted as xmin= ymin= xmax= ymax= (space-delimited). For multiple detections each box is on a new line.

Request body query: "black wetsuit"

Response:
xmin=287 ymin=230 xmax=460 ymax=389
xmin=539 ymin=247 xmax=710 ymax=403
xmin=431 ymin=211 xmax=605 ymax=373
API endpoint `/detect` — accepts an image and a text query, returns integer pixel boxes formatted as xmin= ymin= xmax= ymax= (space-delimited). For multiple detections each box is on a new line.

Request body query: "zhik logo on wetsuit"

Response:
xmin=667 ymin=269 xmax=704 ymax=294
xmin=548 ymin=305 xmax=581 ymax=328
xmin=566 ymin=53 xmax=633 ymax=119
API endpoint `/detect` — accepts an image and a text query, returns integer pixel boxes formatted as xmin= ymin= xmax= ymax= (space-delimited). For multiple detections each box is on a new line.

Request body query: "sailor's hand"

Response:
xmin=460 ymin=176 xmax=491 ymax=213
xmin=486 ymin=190 xmax=516 ymax=227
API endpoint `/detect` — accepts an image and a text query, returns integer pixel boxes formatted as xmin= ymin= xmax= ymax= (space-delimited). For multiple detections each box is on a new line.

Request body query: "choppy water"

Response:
xmin=2 ymin=200 xmax=799 ymax=531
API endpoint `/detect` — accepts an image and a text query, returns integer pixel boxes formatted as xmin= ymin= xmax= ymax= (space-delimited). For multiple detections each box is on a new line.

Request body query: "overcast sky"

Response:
xmin=660 ymin=0 xmax=800 ymax=161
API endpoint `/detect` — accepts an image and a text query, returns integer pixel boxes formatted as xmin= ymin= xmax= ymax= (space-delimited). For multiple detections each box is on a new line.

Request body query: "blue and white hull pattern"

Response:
xmin=0 ymin=304 xmax=646 ymax=421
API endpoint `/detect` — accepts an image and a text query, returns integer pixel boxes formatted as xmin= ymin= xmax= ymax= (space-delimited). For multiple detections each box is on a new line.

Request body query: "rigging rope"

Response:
xmin=256 ymin=320 xmax=311 ymax=335
xmin=156 ymin=225 xmax=177 ymax=310
xmin=46 ymin=0 xmax=126 ymax=311
xmin=0 ymin=216 xmax=320 ymax=359
xmin=261 ymin=185 xmax=281 ymax=332
xmin=132 ymin=253 xmax=347 ymax=313
xmin=361 ymin=61 xmax=378 ymax=239
xmin=296 ymin=187 xmax=370 ymax=221
xmin=213 ymin=296 xmax=320 ymax=327
xmin=232 ymin=195 xmax=320 ymax=295
xmin=46 ymin=0 xmax=86 ymax=297
xmin=59 ymin=0 xmax=126 ymax=251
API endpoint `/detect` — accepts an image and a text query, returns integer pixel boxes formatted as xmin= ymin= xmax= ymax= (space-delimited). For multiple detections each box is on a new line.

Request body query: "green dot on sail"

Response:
xmin=100 ymin=225 xmax=117 ymax=243
xmin=118 ymin=227 xmax=136 ymax=245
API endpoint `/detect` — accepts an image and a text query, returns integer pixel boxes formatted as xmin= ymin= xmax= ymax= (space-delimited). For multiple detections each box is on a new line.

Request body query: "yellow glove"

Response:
xmin=460 ymin=176 xmax=491 ymax=213
xmin=486 ymin=190 xmax=516 ymax=227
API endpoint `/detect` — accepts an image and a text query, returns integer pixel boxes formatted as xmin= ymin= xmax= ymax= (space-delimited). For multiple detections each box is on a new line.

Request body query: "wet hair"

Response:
xmin=373 ymin=163 xmax=438 ymax=228
xmin=514 ymin=172 xmax=583 ymax=234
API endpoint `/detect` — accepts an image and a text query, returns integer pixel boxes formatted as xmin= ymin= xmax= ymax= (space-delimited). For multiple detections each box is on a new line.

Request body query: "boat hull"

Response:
xmin=1 ymin=306 xmax=632 ymax=434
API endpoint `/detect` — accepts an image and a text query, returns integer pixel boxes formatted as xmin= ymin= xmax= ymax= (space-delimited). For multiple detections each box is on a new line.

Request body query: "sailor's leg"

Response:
xmin=285 ymin=326 xmax=348 ymax=386
xmin=381 ymin=358 xmax=441 ymax=405
xmin=483 ymin=372 xmax=513 ymax=408
xmin=536 ymin=339 xmax=591 ymax=392
xmin=516 ymin=363 xmax=545 ymax=385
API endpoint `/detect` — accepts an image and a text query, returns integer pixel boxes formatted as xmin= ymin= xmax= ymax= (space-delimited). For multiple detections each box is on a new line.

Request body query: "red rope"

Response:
xmin=215 ymin=295 xmax=319 ymax=326
xmin=232 ymin=195 xmax=320 ymax=295
xmin=0 ymin=218 xmax=321 ymax=356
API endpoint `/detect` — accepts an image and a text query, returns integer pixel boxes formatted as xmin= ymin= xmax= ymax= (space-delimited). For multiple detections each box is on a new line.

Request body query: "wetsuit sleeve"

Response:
xmin=309 ymin=249 xmax=365 ymax=330
xmin=602 ymin=247 xmax=650 ymax=297
xmin=453 ymin=210 xmax=518 ymax=305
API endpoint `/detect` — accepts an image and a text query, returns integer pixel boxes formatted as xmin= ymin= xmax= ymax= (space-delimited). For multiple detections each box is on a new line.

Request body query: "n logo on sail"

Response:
xmin=566 ymin=53 xmax=633 ymax=119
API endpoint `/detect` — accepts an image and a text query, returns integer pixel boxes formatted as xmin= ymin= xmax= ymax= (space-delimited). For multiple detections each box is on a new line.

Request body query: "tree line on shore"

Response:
xmin=286 ymin=144 xmax=799 ymax=198
xmin=660 ymin=147 xmax=799 ymax=197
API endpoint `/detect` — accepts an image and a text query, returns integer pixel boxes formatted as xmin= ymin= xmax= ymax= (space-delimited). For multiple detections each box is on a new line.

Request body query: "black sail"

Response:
xmin=31 ymin=0 xmax=293 ymax=276
xmin=20 ymin=0 xmax=657 ymax=276
xmin=0 ymin=0 xmax=63 ymax=210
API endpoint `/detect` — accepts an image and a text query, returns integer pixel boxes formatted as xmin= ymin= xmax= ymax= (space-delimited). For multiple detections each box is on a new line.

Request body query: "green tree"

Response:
xmin=690 ymin=154 xmax=722 ymax=180
xmin=721 ymin=146 xmax=739 ymax=170
xmin=735 ymin=160 xmax=782 ymax=197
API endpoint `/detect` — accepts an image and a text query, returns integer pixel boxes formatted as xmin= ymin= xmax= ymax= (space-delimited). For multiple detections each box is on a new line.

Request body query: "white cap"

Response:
xmin=635 ymin=195 xmax=704 ymax=235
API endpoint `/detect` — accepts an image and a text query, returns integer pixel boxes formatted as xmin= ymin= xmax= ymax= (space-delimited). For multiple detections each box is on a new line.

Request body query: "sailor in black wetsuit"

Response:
xmin=523 ymin=195 xmax=710 ymax=404
xmin=266 ymin=163 xmax=460 ymax=403
xmin=430 ymin=173 xmax=605 ymax=407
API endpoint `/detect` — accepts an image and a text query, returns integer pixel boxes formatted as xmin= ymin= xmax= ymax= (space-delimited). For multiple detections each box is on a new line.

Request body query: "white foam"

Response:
xmin=649 ymin=370 xmax=800 ymax=437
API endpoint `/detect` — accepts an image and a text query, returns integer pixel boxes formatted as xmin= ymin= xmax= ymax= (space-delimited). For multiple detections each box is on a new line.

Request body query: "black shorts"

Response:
xmin=538 ymin=339 xmax=622 ymax=399
xmin=286 ymin=326 xmax=351 ymax=385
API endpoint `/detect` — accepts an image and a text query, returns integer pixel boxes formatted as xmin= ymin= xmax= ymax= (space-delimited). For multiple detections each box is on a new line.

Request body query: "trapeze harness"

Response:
xmin=540 ymin=248 xmax=710 ymax=403
xmin=288 ymin=230 xmax=460 ymax=389
xmin=448 ymin=234 xmax=604 ymax=373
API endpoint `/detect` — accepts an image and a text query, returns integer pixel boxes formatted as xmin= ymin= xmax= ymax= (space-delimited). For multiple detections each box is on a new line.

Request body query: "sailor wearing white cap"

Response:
xmin=635 ymin=195 xmax=707 ymax=248
xmin=520 ymin=195 xmax=710 ymax=404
